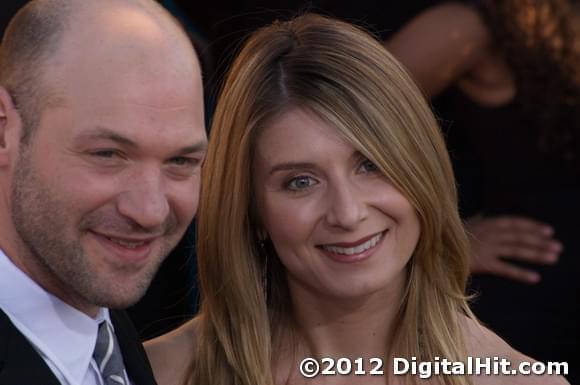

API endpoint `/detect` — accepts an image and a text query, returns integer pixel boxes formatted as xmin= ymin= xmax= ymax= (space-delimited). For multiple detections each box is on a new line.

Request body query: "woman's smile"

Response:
xmin=317 ymin=230 xmax=386 ymax=263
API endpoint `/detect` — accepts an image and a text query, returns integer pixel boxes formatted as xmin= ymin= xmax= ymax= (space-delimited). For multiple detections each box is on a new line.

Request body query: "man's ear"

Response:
xmin=0 ymin=86 xmax=22 ymax=167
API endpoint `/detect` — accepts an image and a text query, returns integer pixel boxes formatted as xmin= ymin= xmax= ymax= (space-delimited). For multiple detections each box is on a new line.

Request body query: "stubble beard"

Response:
xmin=10 ymin=150 xmax=172 ymax=312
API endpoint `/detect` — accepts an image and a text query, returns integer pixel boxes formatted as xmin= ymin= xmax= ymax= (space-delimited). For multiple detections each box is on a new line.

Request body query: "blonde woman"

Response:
xmin=145 ymin=14 xmax=569 ymax=385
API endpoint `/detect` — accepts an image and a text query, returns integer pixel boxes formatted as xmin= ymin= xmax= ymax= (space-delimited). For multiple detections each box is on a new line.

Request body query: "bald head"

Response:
xmin=0 ymin=0 xmax=206 ymax=315
xmin=0 ymin=0 xmax=199 ymax=144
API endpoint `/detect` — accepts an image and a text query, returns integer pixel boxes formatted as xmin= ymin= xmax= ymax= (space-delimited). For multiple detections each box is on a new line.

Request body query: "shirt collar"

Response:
xmin=0 ymin=248 xmax=109 ymax=385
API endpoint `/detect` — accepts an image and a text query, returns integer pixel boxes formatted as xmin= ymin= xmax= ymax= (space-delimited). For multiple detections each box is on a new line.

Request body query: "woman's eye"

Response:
xmin=286 ymin=176 xmax=317 ymax=191
xmin=170 ymin=157 xmax=197 ymax=167
xmin=359 ymin=159 xmax=379 ymax=173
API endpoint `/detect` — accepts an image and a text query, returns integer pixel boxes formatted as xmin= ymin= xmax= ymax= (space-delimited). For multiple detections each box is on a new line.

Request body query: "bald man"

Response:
xmin=0 ymin=0 xmax=207 ymax=384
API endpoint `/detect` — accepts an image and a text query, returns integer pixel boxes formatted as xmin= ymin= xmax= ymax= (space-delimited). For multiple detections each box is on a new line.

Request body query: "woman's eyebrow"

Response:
xmin=269 ymin=162 xmax=317 ymax=175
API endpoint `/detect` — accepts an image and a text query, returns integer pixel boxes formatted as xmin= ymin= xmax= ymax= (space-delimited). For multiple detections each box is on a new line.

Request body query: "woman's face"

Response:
xmin=253 ymin=108 xmax=420 ymax=300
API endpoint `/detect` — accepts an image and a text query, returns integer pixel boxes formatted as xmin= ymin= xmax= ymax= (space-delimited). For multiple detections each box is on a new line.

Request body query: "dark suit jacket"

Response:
xmin=0 ymin=308 xmax=157 ymax=385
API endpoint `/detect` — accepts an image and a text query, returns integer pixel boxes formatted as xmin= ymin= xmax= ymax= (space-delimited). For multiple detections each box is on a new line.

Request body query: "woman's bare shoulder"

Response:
xmin=459 ymin=315 xmax=569 ymax=385
xmin=144 ymin=317 xmax=199 ymax=385
xmin=386 ymin=2 xmax=491 ymax=98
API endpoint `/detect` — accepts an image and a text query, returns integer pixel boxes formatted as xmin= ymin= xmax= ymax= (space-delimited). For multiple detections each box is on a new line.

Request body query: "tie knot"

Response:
xmin=93 ymin=321 xmax=128 ymax=385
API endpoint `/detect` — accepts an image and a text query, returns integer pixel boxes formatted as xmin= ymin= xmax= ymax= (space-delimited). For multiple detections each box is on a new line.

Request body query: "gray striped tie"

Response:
xmin=93 ymin=321 xmax=128 ymax=385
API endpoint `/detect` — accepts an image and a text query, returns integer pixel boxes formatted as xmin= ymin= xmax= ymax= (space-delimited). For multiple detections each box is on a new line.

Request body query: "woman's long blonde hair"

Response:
xmin=188 ymin=13 xmax=474 ymax=385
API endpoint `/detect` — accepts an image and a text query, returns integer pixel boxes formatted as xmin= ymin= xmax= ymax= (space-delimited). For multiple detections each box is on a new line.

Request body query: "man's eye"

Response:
xmin=286 ymin=176 xmax=317 ymax=191
xmin=90 ymin=150 xmax=121 ymax=159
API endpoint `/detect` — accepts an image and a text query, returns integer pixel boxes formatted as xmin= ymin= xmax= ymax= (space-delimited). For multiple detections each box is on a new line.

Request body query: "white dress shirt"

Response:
xmin=0 ymin=248 xmax=131 ymax=385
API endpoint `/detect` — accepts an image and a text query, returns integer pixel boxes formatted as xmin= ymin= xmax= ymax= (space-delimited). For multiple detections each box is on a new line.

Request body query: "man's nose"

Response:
xmin=116 ymin=169 xmax=170 ymax=231
xmin=324 ymin=181 xmax=368 ymax=230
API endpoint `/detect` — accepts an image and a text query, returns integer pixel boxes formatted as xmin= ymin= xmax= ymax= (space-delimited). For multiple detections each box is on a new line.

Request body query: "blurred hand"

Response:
xmin=466 ymin=215 xmax=563 ymax=284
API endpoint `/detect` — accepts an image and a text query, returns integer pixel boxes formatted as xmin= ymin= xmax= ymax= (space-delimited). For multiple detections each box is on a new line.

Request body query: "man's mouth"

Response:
xmin=90 ymin=231 xmax=161 ymax=263
xmin=105 ymin=237 xmax=150 ymax=249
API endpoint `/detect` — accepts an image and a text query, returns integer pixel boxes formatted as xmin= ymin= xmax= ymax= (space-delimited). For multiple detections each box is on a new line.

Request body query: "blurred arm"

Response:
xmin=385 ymin=2 xmax=490 ymax=98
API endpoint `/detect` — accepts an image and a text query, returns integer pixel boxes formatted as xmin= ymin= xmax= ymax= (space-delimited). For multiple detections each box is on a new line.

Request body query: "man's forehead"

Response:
xmin=74 ymin=126 xmax=207 ymax=148
xmin=29 ymin=0 xmax=205 ymax=145
xmin=45 ymin=1 xmax=198 ymax=87
xmin=44 ymin=40 xmax=202 ymax=117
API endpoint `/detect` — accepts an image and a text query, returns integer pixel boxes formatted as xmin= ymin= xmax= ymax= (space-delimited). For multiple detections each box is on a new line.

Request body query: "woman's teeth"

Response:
xmin=322 ymin=232 xmax=383 ymax=255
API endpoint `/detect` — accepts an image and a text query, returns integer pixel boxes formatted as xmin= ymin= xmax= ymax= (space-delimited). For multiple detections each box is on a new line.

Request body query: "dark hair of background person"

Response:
xmin=478 ymin=0 xmax=580 ymax=170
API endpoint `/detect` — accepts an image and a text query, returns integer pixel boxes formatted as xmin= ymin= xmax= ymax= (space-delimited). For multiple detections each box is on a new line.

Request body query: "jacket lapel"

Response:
xmin=110 ymin=310 xmax=158 ymax=385
xmin=0 ymin=309 xmax=61 ymax=385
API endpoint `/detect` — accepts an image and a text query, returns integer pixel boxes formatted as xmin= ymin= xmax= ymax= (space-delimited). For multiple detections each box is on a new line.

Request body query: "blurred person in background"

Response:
xmin=387 ymin=1 xmax=580 ymax=382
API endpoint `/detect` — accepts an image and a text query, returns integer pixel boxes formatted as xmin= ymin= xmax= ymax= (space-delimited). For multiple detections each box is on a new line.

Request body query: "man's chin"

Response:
xmin=94 ymin=292 xmax=148 ymax=310
xmin=85 ymin=280 xmax=152 ymax=310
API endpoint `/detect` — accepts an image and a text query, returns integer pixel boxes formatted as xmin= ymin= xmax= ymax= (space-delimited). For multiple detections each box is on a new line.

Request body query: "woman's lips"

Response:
xmin=318 ymin=231 xmax=387 ymax=263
